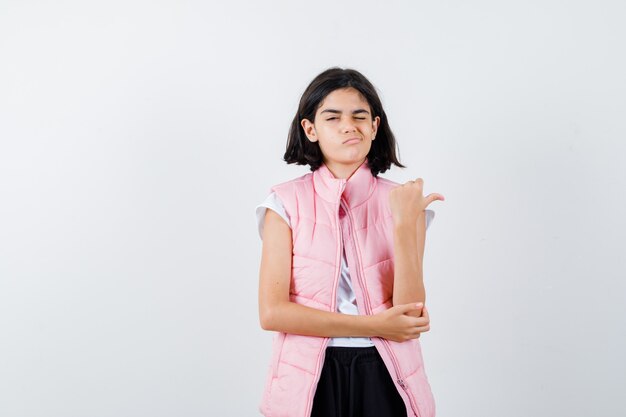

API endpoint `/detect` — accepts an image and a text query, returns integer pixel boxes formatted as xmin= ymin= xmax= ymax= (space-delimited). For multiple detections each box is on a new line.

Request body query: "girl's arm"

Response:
xmin=258 ymin=209 xmax=424 ymax=339
xmin=388 ymin=178 xmax=443 ymax=319
xmin=391 ymin=211 xmax=427 ymax=318
xmin=258 ymin=209 xmax=377 ymax=337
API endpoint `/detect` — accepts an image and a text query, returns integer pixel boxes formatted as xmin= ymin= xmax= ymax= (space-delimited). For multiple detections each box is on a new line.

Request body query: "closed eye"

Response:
xmin=326 ymin=117 xmax=367 ymax=121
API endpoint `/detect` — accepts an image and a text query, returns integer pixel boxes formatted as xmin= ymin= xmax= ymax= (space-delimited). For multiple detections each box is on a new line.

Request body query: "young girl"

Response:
xmin=255 ymin=67 xmax=444 ymax=417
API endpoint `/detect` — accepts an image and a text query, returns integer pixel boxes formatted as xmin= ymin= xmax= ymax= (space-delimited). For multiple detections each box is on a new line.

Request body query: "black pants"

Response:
xmin=311 ymin=346 xmax=407 ymax=417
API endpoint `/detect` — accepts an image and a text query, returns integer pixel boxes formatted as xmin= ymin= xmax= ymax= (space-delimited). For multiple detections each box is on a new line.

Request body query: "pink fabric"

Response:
xmin=260 ymin=157 xmax=436 ymax=417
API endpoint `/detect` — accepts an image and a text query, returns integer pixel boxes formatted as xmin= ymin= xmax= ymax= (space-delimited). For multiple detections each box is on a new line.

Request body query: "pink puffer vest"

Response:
xmin=259 ymin=157 xmax=436 ymax=417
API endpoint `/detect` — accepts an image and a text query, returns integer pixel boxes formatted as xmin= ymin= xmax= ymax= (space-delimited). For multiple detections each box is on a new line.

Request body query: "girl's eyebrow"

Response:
xmin=320 ymin=108 xmax=370 ymax=115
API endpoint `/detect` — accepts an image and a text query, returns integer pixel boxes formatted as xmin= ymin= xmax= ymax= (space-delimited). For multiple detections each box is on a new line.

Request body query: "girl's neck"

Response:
xmin=323 ymin=157 xmax=366 ymax=180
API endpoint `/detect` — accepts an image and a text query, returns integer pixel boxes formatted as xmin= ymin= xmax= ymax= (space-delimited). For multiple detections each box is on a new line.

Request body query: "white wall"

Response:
xmin=1 ymin=1 xmax=624 ymax=416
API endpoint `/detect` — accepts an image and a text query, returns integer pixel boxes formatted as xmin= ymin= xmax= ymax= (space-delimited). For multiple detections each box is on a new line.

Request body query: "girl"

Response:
xmin=255 ymin=67 xmax=444 ymax=417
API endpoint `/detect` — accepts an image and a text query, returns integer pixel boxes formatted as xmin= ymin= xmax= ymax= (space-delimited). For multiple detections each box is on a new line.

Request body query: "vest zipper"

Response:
xmin=304 ymin=181 xmax=347 ymax=417
xmin=339 ymin=199 xmax=422 ymax=417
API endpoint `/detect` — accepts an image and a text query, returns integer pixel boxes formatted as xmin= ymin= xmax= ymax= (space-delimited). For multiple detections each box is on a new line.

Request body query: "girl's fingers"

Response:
xmin=414 ymin=324 xmax=430 ymax=333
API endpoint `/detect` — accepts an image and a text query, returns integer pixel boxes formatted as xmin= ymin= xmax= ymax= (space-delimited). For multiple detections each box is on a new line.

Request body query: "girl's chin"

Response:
xmin=342 ymin=150 xmax=367 ymax=161
xmin=331 ymin=153 xmax=362 ymax=162
xmin=325 ymin=148 xmax=370 ymax=164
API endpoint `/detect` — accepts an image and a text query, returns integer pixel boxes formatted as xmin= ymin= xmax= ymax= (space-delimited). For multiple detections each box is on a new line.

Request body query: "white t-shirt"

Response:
xmin=255 ymin=192 xmax=434 ymax=347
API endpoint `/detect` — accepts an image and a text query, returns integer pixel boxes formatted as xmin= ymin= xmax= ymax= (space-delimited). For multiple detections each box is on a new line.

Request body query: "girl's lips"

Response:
xmin=343 ymin=138 xmax=362 ymax=145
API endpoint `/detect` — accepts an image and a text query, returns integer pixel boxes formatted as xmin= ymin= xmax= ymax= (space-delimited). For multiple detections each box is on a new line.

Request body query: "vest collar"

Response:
xmin=313 ymin=157 xmax=377 ymax=207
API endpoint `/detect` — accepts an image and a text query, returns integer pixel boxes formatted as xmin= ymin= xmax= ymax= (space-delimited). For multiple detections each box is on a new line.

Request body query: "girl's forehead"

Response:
xmin=318 ymin=88 xmax=369 ymax=111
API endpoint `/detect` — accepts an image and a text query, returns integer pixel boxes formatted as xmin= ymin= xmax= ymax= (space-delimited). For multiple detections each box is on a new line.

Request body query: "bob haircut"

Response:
xmin=284 ymin=67 xmax=405 ymax=176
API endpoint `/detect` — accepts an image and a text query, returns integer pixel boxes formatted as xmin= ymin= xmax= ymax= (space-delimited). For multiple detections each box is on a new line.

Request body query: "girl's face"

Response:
xmin=301 ymin=87 xmax=380 ymax=167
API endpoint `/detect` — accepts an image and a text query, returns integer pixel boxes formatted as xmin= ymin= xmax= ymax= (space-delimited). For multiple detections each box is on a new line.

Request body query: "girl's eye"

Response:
xmin=327 ymin=117 xmax=367 ymax=121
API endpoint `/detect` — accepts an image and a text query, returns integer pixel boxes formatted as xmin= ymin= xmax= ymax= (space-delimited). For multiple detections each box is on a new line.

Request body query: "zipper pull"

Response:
xmin=397 ymin=378 xmax=407 ymax=390
xmin=339 ymin=179 xmax=347 ymax=195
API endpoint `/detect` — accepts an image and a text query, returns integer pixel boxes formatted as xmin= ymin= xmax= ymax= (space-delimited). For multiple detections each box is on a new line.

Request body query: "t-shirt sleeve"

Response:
xmin=255 ymin=192 xmax=291 ymax=240
xmin=425 ymin=209 xmax=435 ymax=232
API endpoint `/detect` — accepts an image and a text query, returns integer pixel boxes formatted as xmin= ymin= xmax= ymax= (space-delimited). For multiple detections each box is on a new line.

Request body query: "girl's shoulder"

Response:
xmin=375 ymin=175 xmax=400 ymax=188
xmin=270 ymin=172 xmax=313 ymax=190
xmin=255 ymin=191 xmax=291 ymax=240
xmin=267 ymin=172 xmax=315 ymax=203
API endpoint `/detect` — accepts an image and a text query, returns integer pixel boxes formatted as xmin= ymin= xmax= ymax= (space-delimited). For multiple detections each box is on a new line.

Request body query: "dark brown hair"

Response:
xmin=283 ymin=67 xmax=406 ymax=176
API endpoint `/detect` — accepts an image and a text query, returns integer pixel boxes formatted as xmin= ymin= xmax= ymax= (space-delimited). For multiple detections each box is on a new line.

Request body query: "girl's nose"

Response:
xmin=342 ymin=120 xmax=357 ymax=133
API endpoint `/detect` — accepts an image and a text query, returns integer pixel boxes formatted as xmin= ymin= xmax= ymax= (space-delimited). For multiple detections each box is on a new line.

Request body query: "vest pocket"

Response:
xmin=260 ymin=332 xmax=286 ymax=415
xmin=271 ymin=332 xmax=286 ymax=377
xmin=405 ymin=369 xmax=436 ymax=417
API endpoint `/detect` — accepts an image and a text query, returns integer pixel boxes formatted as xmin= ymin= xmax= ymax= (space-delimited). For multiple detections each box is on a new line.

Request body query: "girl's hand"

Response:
xmin=370 ymin=303 xmax=431 ymax=342
xmin=389 ymin=178 xmax=444 ymax=226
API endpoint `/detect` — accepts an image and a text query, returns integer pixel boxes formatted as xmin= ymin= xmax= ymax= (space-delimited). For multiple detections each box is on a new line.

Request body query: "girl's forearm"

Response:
xmin=392 ymin=222 xmax=425 ymax=310
xmin=260 ymin=301 xmax=378 ymax=337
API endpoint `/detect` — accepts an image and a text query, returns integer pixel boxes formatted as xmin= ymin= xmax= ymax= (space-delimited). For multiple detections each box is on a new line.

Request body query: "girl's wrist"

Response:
xmin=393 ymin=219 xmax=417 ymax=231
xmin=360 ymin=314 xmax=379 ymax=338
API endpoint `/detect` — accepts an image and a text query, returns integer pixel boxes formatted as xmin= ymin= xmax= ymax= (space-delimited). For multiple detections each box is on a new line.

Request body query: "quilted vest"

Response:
xmin=259 ymin=157 xmax=436 ymax=417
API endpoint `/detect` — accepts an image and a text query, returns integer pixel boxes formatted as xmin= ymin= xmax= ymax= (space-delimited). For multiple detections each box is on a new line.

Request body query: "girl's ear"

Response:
xmin=372 ymin=115 xmax=381 ymax=138
xmin=301 ymin=118 xmax=318 ymax=143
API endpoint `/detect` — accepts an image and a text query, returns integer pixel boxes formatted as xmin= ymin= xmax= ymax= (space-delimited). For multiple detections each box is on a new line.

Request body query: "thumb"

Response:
xmin=425 ymin=193 xmax=445 ymax=204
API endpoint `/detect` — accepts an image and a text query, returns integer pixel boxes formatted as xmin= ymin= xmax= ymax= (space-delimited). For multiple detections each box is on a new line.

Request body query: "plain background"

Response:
xmin=1 ymin=1 xmax=625 ymax=416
